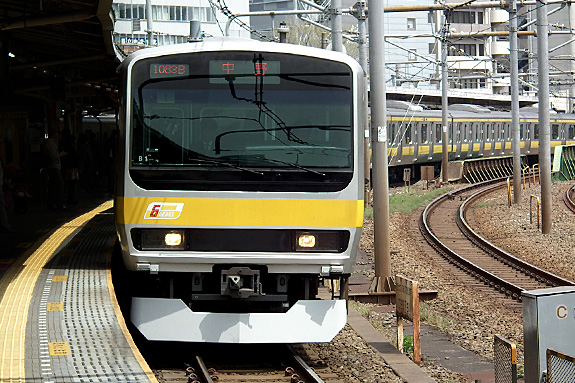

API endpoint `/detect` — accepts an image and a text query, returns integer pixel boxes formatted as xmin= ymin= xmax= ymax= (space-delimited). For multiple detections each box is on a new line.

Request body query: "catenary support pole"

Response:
xmin=331 ymin=0 xmax=343 ymax=52
xmin=354 ymin=2 xmax=370 ymax=206
xmin=441 ymin=10 xmax=449 ymax=183
xmin=510 ymin=0 xmax=522 ymax=203
xmin=146 ymin=0 xmax=153 ymax=46
xmin=368 ymin=0 xmax=393 ymax=292
xmin=570 ymin=1 xmax=575 ymax=113
xmin=537 ymin=1 xmax=552 ymax=234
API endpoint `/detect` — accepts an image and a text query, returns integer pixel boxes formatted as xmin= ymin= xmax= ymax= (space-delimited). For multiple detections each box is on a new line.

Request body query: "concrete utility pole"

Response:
xmin=146 ymin=0 xmax=153 ymax=46
xmin=331 ymin=0 xmax=344 ymax=52
xmin=537 ymin=1 xmax=552 ymax=234
xmin=441 ymin=10 xmax=449 ymax=183
xmin=352 ymin=1 xmax=370 ymax=206
xmin=368 ymin=0 xmax=393 ymax=292
xmin=510 ymin=0 xmax=521 ymax=203
xmin=570 ymin=2 xmax=575 ymax=112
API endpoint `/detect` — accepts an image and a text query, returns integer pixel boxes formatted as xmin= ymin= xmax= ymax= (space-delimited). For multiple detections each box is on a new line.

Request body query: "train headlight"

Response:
xmin=295 ymin=231 xmax=345 ymax=252
xmin=139 ymin=229 xmax=185 ymax=250
xmin=165 ymin=232 xmax=182 ymax=247
xmin=298 ymin=234 xmax=316 ymax=248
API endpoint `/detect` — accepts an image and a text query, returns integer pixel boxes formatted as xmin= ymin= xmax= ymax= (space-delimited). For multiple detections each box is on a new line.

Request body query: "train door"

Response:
xmin=418 ymin=122 xmax=431 ymax=161
xmin=551 ymin=123 xmax=561 ymax=148
xmin=402 ymin=123 xmax=413 ymax=163
xmin=458 ymin=122 xmax=467 ymax=158
xmin=434 ymin=122 xmax=442 ymax=161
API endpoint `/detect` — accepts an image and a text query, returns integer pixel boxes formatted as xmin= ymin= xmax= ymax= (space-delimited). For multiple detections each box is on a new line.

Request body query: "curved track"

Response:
xmin=564 ymin=183 xmax=575 ymax=213
xmin=420 ymin=179 xmax=575 ymax=301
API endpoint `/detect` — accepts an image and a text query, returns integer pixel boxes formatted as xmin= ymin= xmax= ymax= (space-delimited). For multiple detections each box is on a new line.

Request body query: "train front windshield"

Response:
xmin=128 ymin=51 xmax=354 ymax=192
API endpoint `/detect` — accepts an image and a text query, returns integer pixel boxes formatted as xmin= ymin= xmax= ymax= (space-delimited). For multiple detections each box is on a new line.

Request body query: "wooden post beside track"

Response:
xmin=395 ymin=275 xmax=421 ymax=365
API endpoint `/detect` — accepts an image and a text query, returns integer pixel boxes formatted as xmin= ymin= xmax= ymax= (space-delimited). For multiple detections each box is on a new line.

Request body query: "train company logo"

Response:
xmin=144 ymin=202 xmax=184 ymax=220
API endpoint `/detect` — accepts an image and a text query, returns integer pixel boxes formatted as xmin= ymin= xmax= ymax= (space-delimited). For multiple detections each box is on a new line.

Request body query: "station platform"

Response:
xmin=0 ymin=196 xmax=156 ymax=383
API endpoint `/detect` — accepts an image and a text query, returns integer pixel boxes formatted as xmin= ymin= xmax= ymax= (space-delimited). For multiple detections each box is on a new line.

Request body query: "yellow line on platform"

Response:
xmin=0 ymin=201 xmax=112 ymax=383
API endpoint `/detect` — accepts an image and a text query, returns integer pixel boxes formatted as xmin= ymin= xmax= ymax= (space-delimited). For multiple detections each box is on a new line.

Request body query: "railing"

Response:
xmin=547 ymin=348 xmax=575 ymax=383
xmin=494 ymin=335 xmax=518 ymax=383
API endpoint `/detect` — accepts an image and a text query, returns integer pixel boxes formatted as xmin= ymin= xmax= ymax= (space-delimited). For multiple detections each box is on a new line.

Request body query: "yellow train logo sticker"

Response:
xmin=144 ymin=202 xmax=184 ymax=220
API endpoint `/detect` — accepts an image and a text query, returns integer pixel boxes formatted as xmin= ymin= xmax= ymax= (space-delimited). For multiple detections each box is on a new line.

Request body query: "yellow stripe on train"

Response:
xmin=116 ymin=197 xmax=364 ymax=228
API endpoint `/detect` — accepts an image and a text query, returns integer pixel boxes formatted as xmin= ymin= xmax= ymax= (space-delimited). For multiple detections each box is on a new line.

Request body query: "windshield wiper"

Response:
xmin=187 ymin=157 xmax=264 ymax=176
xmin=253 ymin=156 xmax=325 ymax=177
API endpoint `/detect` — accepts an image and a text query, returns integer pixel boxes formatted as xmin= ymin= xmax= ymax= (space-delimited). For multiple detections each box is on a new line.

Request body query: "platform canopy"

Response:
xmin=0 ymin=0 xmax=119 ymax=113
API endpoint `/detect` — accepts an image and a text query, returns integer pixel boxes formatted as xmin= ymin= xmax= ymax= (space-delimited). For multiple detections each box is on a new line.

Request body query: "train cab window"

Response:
xmin=552 ymin=124 xmax=559 ymax=139
xmin=534 ymin=124 xmax=539 ymax=139
xmin=569 ymin=124 xmax=575 ymax=139
xmin=420 ymin=123 xmax=428 ymax=143
xmin=435 ymin=123 xmax=442 ymax=143
xmin=404 ymin=124 xmax=412 ymax=144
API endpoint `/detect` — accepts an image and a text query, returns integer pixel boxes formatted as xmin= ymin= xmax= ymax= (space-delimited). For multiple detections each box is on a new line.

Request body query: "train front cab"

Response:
xmin=113 ymin=39 xmax=366 ymax=344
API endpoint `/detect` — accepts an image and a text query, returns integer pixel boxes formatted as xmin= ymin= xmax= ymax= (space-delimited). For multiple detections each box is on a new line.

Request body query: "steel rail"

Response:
xmin=421 ymin=178 xmax=574 ymax=301
xmin=457 ymin=185 xmax=575 ymax=289
xmin=287 ymin=345 xmax=325 ymax=383
xmin=564 ymin=183 xmax=575 ymax=213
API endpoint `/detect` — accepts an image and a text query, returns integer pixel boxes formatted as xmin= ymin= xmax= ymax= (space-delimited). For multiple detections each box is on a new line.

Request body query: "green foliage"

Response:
xmin=389 ymin=186 xmax=454 ymax=215
xmin=518 ymin=365 xmax=525 ymax=378
xmin=402 ymin=336 xmax=414 ymax=354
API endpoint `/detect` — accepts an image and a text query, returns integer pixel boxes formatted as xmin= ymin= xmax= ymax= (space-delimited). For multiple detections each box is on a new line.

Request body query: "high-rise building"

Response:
xmin=112 ymin=0 xmax=250 ymax=54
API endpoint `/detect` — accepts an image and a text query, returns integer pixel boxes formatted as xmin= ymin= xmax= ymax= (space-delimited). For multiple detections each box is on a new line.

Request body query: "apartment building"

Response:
xmin=112 ymin=0 xmax=250 ymax=54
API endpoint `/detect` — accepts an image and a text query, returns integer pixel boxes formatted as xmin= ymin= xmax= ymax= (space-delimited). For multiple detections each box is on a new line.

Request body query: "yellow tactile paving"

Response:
xmin=0 ymin=201 xmax=112 ymax=383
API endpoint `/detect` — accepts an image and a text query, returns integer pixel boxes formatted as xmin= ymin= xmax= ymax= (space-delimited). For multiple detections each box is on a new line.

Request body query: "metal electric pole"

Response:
xmin=510 ymin=0 xmax=522 ymax=203
xmin=331 ymin=0 xmax=344 ymax=52
xmin=352 ymin=1 xmax=370 ymax=206
xmin=368 ymin=0 xmax=393 ymax=292
xmin=146 ymin=0 xmax=153 ymax=46
xmin=537 ymin=1 xmax=552 ymax=234
xmin=570 ymin=1 xmax=575 ymax=113
xmin=441 ymin=10 xmax=449 ymax=183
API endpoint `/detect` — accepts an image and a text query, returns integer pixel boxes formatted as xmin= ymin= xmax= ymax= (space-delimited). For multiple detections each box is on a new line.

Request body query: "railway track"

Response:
xmin=564 ymin=183 xmax=575 ymax=212
xmin=153 ymin=344 xmax=337 ymax=383
xmin=420 ymin=179 xmax=575 ymax=301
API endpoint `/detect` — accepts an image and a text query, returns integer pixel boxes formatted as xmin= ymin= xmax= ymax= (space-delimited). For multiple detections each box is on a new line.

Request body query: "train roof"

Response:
xmin=119 ymin=37 xmax=362 ymax=74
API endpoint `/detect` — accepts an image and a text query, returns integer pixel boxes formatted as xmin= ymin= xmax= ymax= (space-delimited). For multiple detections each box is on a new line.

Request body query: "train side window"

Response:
xmin=462 ymin=124 xmax=468 ymax=142
xmin=404 ymin=124 xmax=412 ymax=144
xmin=485 ymin=123 xmax=490 ymax=141
xmin=391 ymin=123 xmax=396 ymax=144
xmin=534 ymin=124 xmax=539 ymax=139
xmin=552 ymin=124 xmax=559 ymax=139
xmin=496 ymin=123 xmax=502 ymax=140
xmin=506 ymin=123 xmax=511 ymax=140
xmin=435 ymin=123 xmax=442 ymax=143
xmin=520 ymin=123 xmax=524 ymax=139
xmin=420 ymin=123 xmax=428 ymax=143
xmin=569 ymin=124 xmax=575 ymax=139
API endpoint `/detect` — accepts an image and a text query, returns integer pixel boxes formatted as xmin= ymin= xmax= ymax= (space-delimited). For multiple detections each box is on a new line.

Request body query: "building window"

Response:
xmin=429 ymin=43 xmax=437 ymax=55
xmin=407 ymin=18 xmax=416 ymax=30
xmin=449 ymin=43 xmax=485 ymax=57
xmin=451 ymin=11 xmax=475 ymax=24
xmin=113 ymin=3 xmax=214 ymax=23
xmin=408 ymin=50 xmax=417 ymax=61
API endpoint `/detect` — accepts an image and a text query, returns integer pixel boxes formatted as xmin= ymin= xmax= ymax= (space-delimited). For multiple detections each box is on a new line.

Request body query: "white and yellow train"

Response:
xmin=385 ymin=101 xmax=575 ymax=180
xmin=114 ymin=37 xmax=366 ymax=343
